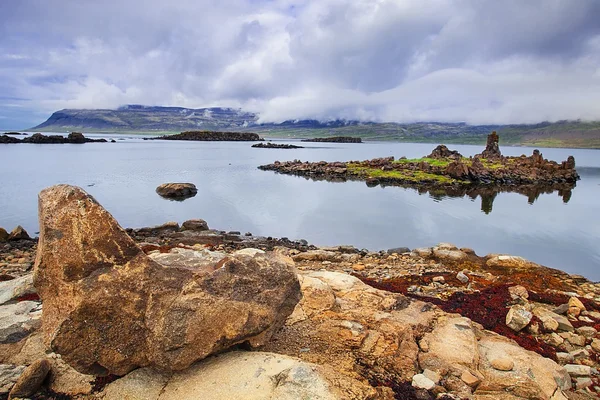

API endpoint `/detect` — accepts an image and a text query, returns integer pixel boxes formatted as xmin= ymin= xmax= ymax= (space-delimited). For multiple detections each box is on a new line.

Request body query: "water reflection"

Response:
xmin=279 ymin=173 xmax=575 ymax=215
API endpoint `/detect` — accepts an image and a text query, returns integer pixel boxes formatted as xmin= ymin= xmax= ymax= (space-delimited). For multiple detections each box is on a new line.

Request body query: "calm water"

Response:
xmin=1 ymin=134 xmax=599 ymax=280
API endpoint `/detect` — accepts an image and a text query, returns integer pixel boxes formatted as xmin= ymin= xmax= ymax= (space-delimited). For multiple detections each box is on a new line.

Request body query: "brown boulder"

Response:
xmin=480 ymin=131 xmax=501 ymax=159
xmin=445 ymin=160 xmax=470 ymax=180
xmin=155 ymin=183 xmax=197 ymax=199
xmin=427 ymin=145 xmax=462 ymax=159
xmin=181 ymin=219 xmax=209 ymax=231
xmin=33 ymin=185 xmax=301 ymax=375
xmin=8 ymin=226 xmax=30 ymax=241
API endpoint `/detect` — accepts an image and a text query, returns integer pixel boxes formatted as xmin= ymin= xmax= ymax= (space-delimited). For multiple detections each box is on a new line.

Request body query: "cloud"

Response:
xmin=1 ymin=0 xmax=600 ymax=128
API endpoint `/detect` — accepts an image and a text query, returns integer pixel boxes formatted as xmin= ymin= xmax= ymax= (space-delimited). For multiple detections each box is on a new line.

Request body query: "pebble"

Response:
xmin=490 ymin=358 xmax=514 ymax=371
xmin=411 ymin=374 xmax=435 ymax=390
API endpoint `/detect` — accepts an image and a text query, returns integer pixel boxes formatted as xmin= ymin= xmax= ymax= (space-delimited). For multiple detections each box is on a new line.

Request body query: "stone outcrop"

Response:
xmin=8 ymin=133 xmax=108 ymax=144
xmin=0 ymin=228 xmax=8 ymax=242
xmin=180 ymin=219 xmax=209 ymax=231
xmin=8 ymin=226 xmax=30 ymax=241
xmin=155 ymin=183 xmax=198 ymax=199
xmin=0 ymin=135 xmax=20 ymax=144
xmin=156 ymin=131 xmax=262 ymax=141
xmin=480 ymin=131 xmax=501 ymax=158
xmin=427 ymin=144 xmax=462 ymax=159
xmin=252 ymin=142 xmax=304 ymax=149
xmin=33 ymin=185 xmax=301 ymax=375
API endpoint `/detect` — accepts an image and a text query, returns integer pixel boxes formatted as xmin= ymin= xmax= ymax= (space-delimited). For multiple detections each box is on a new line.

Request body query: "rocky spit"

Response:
xmin=251 ymin=142 xmax=304 ymax=149
xmin=301 ymin=136 xmax=362 ymax=143
xmin=260 ymin=133 xmax=579 ymax=189
xmin=1 ymin=187 xmax=600 ymax=399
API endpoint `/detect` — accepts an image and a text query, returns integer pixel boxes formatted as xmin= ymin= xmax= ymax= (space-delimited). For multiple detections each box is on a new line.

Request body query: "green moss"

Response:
xmin=394 ymin=157 xmax=451 ymax=167
xmin=347 ymin=164 xmax=458 ymax=183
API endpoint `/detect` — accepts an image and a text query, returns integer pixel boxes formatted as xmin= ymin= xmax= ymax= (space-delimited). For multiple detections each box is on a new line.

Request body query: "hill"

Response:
xmin=28 ymin=105 xmax=600 ymax=148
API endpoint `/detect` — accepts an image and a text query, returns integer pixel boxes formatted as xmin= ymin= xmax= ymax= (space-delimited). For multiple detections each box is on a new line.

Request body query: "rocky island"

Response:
xmin=1 ymin=185 xmax=599 ymax=399
xmin=301 ymin=136 xmax=362 ymax=143
xmin=260 ymin=132 xmax=580 ymax=189
xmin=155 ymin=130 xmax=263 ymax=141
xmin=0 ymin=132 xmax=107 ymax=144
xmin=251 ymin=142 xmax=304 ymax=149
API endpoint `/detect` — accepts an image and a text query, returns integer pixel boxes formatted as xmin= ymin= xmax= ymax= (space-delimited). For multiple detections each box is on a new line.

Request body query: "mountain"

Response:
xmin=29 ymin=105 xmax=600 ymax=148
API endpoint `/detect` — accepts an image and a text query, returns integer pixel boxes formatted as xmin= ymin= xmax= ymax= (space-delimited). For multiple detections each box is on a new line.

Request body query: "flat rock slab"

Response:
xmin=33 ymin=185 xmax=301 ymax=375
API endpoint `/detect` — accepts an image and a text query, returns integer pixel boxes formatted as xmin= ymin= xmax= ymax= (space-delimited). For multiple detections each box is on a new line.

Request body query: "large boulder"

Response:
xmin=155 ymin=183 xmax=197 ymax=199
xmin=0 ymin=228 xmax=8 ymax=242
xmin=8 ymin=226 xmax=30 ymax=241
xmin=33 ymin=185 xmax=301 ymax=376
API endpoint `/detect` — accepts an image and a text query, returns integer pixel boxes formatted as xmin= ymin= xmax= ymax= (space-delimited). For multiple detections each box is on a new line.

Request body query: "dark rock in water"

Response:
xmin=33 ymin=185 xmax=301 ymax=375
xmin=0 ymin=135 xmax=21 ymax=144
xmin=480 ymin=131 xmax=502 ymax=159
xmin=68 ymin=132 xmax=86 ymax=143
xmin=0 ymin=227 xmax=8 ymax=242
xmin=156 ymin=131 xmax=262 ymax=141
xmin=19 ymin=132 xmax=106 ymax=144
xmin=136 ymin=221 xmax=181 ymax=236
xmin=181 ymin=219 xmax=209 ymax=232
xmin=8 ymin=358 xmax=51 ymax=399
xmin=252 ymin=142 xmax=303 ymax=149
xmin=8 ymin=226 xmax=30 ymax=241
xmin=110 ymin=139 xmax=116 ymax=143
xmin=3 ymin=132 xmax=23 ymax=135
xmin=301 ymin=136 xmax=362 ymax=143
xmin=427 ymin=145 xmax=462 ymax=159
xmin=156 ymin=183 xmax=198 ymax=199
xmin=563 ymin=156 xmax=575 ymax=169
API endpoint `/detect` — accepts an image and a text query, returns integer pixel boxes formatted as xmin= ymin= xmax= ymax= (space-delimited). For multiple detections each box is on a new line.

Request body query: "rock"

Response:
xmin=575 ymin=377 xmax=593 ymax=389
xmin=412 ymin=373 xmax=435 ymax=390
xmin=533 ymin=307 xmax=573 ymax=332
xmin=427 ymin=145 xmax=462 ymax=159
xmin=505 ymin=305 xmax=532 ymax=332
xmin=155 ymin=183 xmax=198 ymax=199
xmin=135 ymin=221 xmax=180 ymax=236
xmin=8 ymin=226 xmax=30 ymax=241
xmin=413 ymin=247 xmax=433 ymax=257
xmin=542 ymin=317 xmax=559 ymax=332
xmin=565 ymin=333 xmax=585 ymax=347
xmin=508 ymin=285 xmax=529 ymax=301
xmin=568 ymin=306 xmax=581 ymax=318
xmin=556 ymin=352 xmax=574 ymax=364
xmin=46 ymin=355 xmax=94 ymax=396
xmin=0 ymin=301 xmax=42 ymax=344
xmin=591 ymin=338 xmax=600 ymax=352
xmin=292 ymin=250 xmax=340 ymax=262
xmin=485 ymin=255 xmax=534 ymax=269
xmin=433 ymin=249 xmax=467 ymax=262
xmin=547 ymin=333 xmax=565 ymax=347
xmin=445 ymin=160 xmax=470 ymax=180
xmin=387 ymin=247 xmax=410 ymax=254
xmin=456 ymin=271 xmax=469 ymax=283
xmin=480 ymin=131 xmax=501 ymax=159
xmin=0 ymin=275 xmax=35 ymax=305
xmin=148 ymin=248 xmax=227 ymax=270
xmin=432 ymin=276 xmax=445 ymax=284
xmin=0 ymin=228 xmax=8 ymax=243
xmin=103 ymin=351 xmax=376 ymax=400
xmin=568 ymin=297 xmax=586 ymax=311
xmin=33 ymin=185 xmax=301 ymax=375
xmin=181 ymin=219 xmax=209 ymax=231
xmin=553 ymin=303 xmax=570 ymax=315
xmin=0 ymin=365 xmax=25 ymax=394
xmin=575 ymin=326 xmax=597 ymax=338
xmin=564 ymin=364 xmax=591 ymax=377
xmin=8 ymin=358 xmax=51 ymax=399
xmin=490 ymin=358 xmax=514 ymax=371
xmin=422 ymin=369 xmax=440 ymax=384
xmin=460 ymin=370 xmax=481 ymax=387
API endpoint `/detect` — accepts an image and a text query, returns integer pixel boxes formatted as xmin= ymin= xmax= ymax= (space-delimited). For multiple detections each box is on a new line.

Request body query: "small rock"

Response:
xmin=508 ymin=285 xmax=529 ymax=301
xmin=591 ymin=338 xmax=600 ymax=352
xmin=456 ymin=271 xmax=469 ymax=283
xmin=556 ymin=352 xmax=574 ymax=364
xmin=569 ymin=349 xmax=589 ymax=359
xmin=181 ymin=219 xmax=209 ymax=231
xmin=432 ymin=276 xmax=445 ymax=284
xmin=155 ymin=183 xmax=198 ymax=199
xmin=568 ymin=306 xmax=581 ymax=318
xmin=352 ymin=264 xmax=365 ymax=271
xmin=8 ymin=226 xmax=30 ymax=241
xmin=387 ymin=247 xmax=410 ymax=254
xmin=0 ymin=275 xmax=35 ymax=305
xmin=460 ymin=370 xmax=481 ymax=387
xmin=575 ymin=377 xmax=593 ymax=389
xmin=548 ymin=333 xmax=565 ymax=346
xmin=542 ymin=317 xmax=559 ymax=332
xmin=422 ymin=369 xmax=440 ymax=384
xmin=412 ymin=374 xmax=435 ymax=390
xmin=575 ymin=326 xmax=597 ymax=339
xmin=490 ymin=358 xmax=514 ymax=371
xmin=8 ymin=358 xmax=51 ymax=399
xmin=433 ymin=249 xmax=467 ymax=261
xmin=553 ymin=304 xmax=570 ymax=315
xmin=506 ymin=305 xmax=533 ymax=332
xmin=568 ymin=297 xmax=586 ymax=311
xmin=564 ymin=364 xmax=591 ymax=377
xmin=567 ymin=334 xmax=586 ymax=347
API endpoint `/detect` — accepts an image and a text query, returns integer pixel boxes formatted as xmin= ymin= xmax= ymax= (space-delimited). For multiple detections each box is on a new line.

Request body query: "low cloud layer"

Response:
xmin=1 ymin=0 xmax=600 ymax=128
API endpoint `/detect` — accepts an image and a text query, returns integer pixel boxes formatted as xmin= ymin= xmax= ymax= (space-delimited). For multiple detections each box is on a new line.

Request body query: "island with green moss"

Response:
xmin=258 ymin=132 xmax=580 ymax=189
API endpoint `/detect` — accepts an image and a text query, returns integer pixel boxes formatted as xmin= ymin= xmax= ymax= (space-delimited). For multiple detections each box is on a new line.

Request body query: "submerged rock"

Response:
xmin=33 ymin=185 xmax=301 ymax=375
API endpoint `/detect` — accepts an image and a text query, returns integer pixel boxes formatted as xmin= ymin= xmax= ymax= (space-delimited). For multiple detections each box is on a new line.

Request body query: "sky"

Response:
xmin=1 ymin=0 xmax=600 ymax=129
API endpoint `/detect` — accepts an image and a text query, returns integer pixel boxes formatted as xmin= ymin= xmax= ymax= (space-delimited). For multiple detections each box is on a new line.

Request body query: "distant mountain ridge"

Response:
xmin=29 ymin=105 xmax=600 ymax=148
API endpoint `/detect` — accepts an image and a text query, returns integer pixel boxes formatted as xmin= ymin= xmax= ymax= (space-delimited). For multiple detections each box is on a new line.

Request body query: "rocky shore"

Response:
xmin=1 ymin=186 xmax=600 ymax=399
xmin=0 ymin=132 xmax=107 ymax=144
xmin=260 ymin=133 xmax=580 ymax=190
xmin=155 ymin=130 xmax=263 ymax=141
xmin=301 ymin=136 xmax=362 ymax=143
